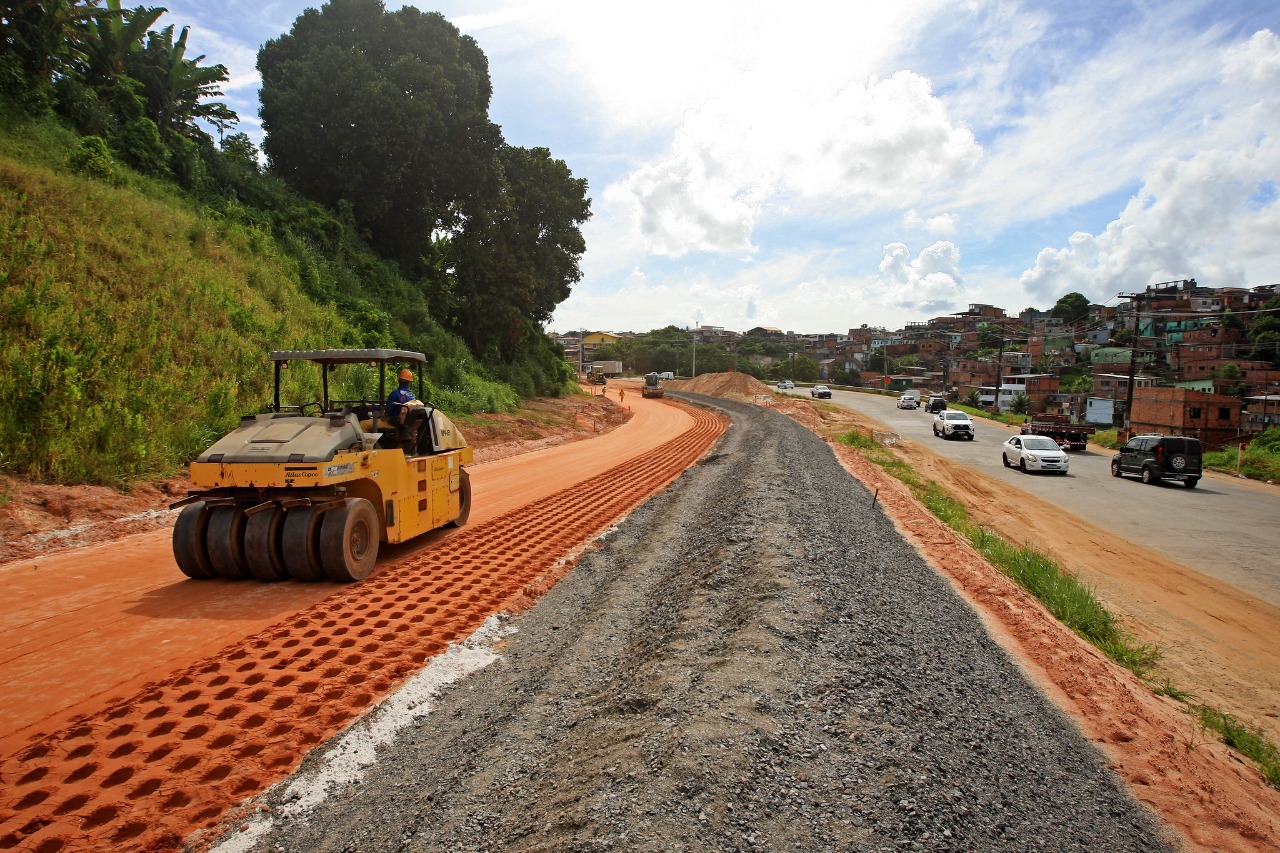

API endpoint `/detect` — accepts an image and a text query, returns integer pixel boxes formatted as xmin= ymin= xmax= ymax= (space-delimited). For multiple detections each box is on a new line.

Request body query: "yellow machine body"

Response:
xmin=172 ymin=348 xmax=475 ymax=583
xmin=189 ymin=440 xmax=472 ymax=545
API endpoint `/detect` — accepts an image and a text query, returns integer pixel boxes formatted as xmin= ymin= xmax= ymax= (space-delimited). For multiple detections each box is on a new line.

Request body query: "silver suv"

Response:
xmin=933 ymin=410 xmax=975 ymax=440
xmin=1111 ymin=434 xmax=1202 ymax=489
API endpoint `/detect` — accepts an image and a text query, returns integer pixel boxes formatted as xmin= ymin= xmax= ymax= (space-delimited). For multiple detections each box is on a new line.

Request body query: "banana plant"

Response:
xmin=80 ymin=0 xmax=165 ymax=89
xmin=127 ymin=22 xmax=236 ymax=141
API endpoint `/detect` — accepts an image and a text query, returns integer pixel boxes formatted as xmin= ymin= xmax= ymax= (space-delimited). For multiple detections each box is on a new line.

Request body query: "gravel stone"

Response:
xmin=226 ymin=394 xmax=1174 ymax=853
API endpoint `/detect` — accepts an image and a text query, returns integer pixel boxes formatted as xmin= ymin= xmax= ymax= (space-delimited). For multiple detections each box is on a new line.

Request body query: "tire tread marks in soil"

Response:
xmin=0 ymin=403 xmax=727 ymax=853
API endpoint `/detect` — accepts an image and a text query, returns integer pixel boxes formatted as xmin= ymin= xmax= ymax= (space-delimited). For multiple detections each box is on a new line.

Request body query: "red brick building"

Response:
xmin=1129 ymin=387 xmax=1242 ymax=449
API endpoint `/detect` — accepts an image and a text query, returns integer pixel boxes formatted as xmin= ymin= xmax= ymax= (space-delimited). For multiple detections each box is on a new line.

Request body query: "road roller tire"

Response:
xmin=282 ymin=507 xmax=325 ymax=581
xmin=445 ymin=469 xmax=471 ymax=528
xmin=173 ymin=502 xmax=215 ymax=579
xmin=207 ymin=505 xmax=251 ymax=579
xmin=244 ymin=508 xmax=289 ymax=581
xmin=320 ymin=499 xmax=380 ymax=582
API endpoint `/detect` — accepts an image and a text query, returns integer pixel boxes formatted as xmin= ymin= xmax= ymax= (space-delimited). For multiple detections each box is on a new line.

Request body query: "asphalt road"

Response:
xmin=786 ymin=387 xmax=1280 ymax=608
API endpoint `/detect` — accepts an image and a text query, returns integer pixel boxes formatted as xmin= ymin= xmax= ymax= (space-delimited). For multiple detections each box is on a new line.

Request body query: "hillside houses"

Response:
xmin=558 ymin=280 xmax=1280 ymax=448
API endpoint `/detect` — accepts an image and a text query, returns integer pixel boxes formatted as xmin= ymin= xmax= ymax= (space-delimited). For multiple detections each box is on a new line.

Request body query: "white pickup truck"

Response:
xmin=933 ymin=410 xmax=975 ymax=440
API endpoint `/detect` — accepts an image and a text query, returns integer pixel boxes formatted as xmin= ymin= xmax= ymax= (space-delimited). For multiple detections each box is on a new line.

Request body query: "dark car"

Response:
xmin=926 ymin=396 xmax=947 ymax=414
xmin=1111 ymin=434 xmax=1202 ymax=488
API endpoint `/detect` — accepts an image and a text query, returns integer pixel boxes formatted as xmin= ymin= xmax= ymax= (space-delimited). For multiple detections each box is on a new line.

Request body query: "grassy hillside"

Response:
xmin=0 ymin=115 xmax=522 ymax=486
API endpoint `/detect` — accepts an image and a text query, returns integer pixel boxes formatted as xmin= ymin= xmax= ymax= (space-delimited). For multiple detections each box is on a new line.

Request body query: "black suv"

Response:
xmin=1111 ymin=434 xmax=1202 ymax=488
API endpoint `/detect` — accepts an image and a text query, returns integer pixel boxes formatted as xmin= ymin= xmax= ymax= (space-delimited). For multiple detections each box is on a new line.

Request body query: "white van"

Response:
xmin=659 ymin=372 xmax=674 ymax=380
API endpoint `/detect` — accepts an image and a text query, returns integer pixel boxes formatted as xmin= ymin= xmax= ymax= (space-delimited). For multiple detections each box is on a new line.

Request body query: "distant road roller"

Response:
xmin=171 ymin=349 xmax=472 ymax=582
xmin=641 ymin=372 xmax=665 ymax=398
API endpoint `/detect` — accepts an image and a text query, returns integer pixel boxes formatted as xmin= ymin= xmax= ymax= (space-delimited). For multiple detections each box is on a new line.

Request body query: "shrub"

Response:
xmin=1091 ymin=428 xmax=1120 ymax=449
xmin=67 ymin=136 xmax=115 ymax=181
xmin=110 ymin=114 xmax=168 ymax=176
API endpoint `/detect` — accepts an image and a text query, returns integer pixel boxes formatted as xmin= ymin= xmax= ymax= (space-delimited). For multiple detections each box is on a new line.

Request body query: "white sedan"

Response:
xmin=1002 ymin=435 xmax=1070 ymax=475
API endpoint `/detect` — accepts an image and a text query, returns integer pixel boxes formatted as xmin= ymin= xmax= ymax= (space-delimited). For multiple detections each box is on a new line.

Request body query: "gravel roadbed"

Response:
xmin=220 ymin=394 xmax=1174 ymax=852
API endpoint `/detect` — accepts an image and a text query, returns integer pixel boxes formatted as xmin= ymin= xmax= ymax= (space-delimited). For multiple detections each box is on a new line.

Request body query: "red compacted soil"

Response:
xmin=0 ymin=391 xmax=724 ymax=852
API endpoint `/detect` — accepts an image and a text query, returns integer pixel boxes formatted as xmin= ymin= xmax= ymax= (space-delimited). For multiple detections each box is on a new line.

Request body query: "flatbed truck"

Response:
xmin=1019 ymin=414 xmax=1094 ymax=450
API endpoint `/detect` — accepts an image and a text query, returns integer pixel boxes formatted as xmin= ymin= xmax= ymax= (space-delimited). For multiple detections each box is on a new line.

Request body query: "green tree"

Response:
xmin=0 ymin=0 xmax=99 ymax=107
xmin=1063 ymin=374 xmax=1094 ymax=394
xmin=258 ymin=0 xmax=503 ymax=268
xmin=77 ymin=0 xmax=164 ymax=89
xmin=102 ymin=76 xmax=168 ymax=174
xmin=66 ymin=133 xmax=115 ymax=179
xmin=449 ymin=145 xmax=589 ymax=361
xmin=1211 ymin=363 xmax=1242 ymax=380
xmin=963 ymin=389 xmax=982 ymax=408
xmin=1050 ymin=291 xmax=1090 ymax=326
xmin=1010 ymin=391 xmax=1031 ymax=415
xmin=767 ymin=354 xmax=817 ymax=382
xmin=218 ymin=132 xmax=259 ymax=171
xmin=829 ymin=368 xmax=861 ymax=386
xmin=977 ymin=323 xmax=1006 ymax=351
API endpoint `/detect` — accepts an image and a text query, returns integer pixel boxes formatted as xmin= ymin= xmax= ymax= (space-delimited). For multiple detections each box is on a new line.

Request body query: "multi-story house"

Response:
xmin=1129 ymin=387 xmax=1242 ymax=449
xmin=997 ymin=373 xmax=1062 ymax=414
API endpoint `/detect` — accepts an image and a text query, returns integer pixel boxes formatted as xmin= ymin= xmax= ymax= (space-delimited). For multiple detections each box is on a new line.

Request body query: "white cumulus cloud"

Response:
xmin=613 ymin=70 xmax=979 ymax=259
xmin=903 ymin=209 xmax=959 ymax=235
xmin=878 ymin=241 xmax=965 ymax=313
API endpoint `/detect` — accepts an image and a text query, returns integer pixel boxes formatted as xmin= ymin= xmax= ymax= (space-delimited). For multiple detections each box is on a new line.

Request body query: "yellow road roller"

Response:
xmin=171 ymin=349 xmax=472 ymax=582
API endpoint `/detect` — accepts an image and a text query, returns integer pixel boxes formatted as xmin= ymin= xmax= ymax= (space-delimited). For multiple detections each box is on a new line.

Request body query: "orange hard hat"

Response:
xmin=398 ymin=368 xmax=413 ymax=381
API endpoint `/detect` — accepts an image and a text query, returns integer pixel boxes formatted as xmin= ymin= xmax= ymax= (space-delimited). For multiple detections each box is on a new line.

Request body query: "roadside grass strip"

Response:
xmin=838 ymin=427 xmax=1280 ymax=789
xmin=1203 ymin=426 xmax=1280 ymax=481
xmin=1198 ymin=708 xmax=1280 ymax=788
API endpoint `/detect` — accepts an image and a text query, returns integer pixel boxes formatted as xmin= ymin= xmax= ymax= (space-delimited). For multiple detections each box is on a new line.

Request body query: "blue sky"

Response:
xmin=161 ymin=1 xmax=1280 ymax=336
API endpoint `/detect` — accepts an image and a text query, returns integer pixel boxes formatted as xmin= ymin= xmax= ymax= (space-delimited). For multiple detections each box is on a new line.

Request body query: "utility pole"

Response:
xmin=993 ymin=341 xmax=1005 ymax=414
xmin=1122 ymin=300 xmax=1140 ymax=440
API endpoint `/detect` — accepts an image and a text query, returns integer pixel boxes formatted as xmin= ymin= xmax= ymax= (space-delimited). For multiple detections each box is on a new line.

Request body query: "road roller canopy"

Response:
xmin=268 ymin=348 xmax=430 ymax=416
xmin=269 ymin=349 xmax=426 ymax=366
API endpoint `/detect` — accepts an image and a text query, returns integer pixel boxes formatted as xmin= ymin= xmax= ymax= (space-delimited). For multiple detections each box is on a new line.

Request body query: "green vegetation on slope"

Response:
xmin=0 ymin=114 xmax=524 ymax=485
xmin=1 ymin=118 xmax=343 ymax=484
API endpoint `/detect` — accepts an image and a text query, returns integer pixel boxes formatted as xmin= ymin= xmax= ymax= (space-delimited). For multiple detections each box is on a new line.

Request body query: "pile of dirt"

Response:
xmin=461 ymin=394 xmax=632 ymax=464
xmin=0 ymin=475 xmax=191 ymax=564
xmin=666 ymin=371 xmax=776 ymax=402
xmin=0 ymin=393 xmax=632 ymax=564
xmin=668 ymin=372 xmax=825 ymax=431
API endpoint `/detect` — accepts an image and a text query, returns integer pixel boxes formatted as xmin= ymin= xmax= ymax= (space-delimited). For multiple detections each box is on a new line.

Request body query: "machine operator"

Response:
xmin=386 ymin=368 xmax=425 ymax=423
